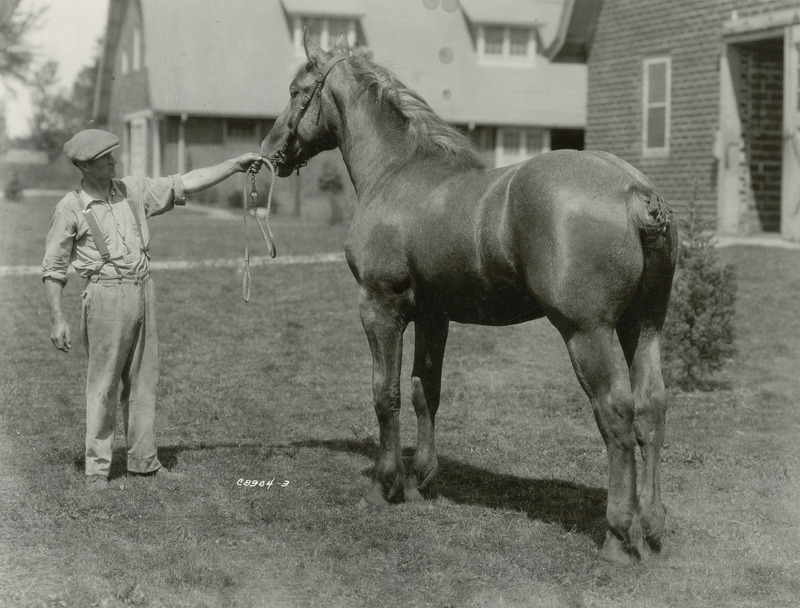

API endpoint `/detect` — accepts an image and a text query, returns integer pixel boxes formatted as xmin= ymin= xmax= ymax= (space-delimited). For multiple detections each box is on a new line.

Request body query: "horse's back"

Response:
xmin=513 ymin=149 xmax=654 ymax=208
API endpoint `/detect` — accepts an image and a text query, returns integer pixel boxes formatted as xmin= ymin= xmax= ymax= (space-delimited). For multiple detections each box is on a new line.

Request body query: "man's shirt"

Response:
xmin=42 ymin=175 xmax=186 ymax=285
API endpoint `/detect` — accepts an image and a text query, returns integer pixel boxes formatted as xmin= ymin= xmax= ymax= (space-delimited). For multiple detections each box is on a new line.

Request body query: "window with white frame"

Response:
xmin=496 ymin=128 xmax=549 ymax=167
xmin=642 ymin=57 xmax=671 ymax=156
xmin=120 ymin=49 xmax=130 ymax=75
xmin=293 ymin=16 xmax=358 ymax=53
xmin=477 ymin=25 xmax=536 ymax=64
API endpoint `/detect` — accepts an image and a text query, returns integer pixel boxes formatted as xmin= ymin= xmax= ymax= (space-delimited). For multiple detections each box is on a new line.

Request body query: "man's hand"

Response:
xmin=50 ymin=319 xmax=71 ymax=352
xmin=234 ymin=152 xmax=266 ymax=174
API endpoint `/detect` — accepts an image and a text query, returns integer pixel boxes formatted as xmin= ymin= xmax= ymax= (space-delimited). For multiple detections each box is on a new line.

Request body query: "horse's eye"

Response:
xmin=290 ymin=89 xmax=298 ymax=98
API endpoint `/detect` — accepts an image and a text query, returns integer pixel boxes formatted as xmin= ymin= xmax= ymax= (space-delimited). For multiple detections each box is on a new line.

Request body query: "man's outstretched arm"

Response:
xmin=181 ymin=152 xmax=265 ymax=194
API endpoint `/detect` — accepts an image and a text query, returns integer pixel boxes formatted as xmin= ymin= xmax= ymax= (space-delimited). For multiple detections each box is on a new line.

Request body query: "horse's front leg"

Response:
xmin=405 ymin=312 xmax=449 ymax=501
xmin=359 ymin=287 xmax=410 ymax=505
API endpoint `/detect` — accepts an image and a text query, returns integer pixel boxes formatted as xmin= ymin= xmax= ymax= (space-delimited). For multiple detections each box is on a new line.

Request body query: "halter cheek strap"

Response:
xmin=277 ymin=54 xmax=348 ymax=170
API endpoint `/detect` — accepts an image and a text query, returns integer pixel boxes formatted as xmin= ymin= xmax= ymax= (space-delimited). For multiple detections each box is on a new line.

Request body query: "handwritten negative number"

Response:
xmin=237 ymin=478 xmax=290 ymax=488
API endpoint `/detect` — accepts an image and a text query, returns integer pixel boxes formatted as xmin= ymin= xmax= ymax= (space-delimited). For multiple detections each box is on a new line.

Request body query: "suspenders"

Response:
xmin=77 ymin=183 xmax=149 ymax=277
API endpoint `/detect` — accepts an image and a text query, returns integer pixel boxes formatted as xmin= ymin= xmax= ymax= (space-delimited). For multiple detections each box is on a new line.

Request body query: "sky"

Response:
xmin=2 ymin=0 xmax=109 ymax=138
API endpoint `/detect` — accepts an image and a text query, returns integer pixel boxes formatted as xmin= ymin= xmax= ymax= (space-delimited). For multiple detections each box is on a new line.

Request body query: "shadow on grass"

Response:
xmin=293 ymin=438 xmax=608 ymax=547
xmin=71 ymin=438 xmax=607 ymax=546
xmin=72 ymin=442 xmax=265 ymax=480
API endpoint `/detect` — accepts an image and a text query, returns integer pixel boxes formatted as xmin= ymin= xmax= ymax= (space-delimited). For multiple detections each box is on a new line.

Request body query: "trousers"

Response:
xmin=80 ymin=274 xmax=162 ymax=477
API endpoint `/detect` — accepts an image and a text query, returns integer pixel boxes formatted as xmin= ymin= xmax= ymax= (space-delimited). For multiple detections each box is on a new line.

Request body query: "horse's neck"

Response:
xmin=335 ymin=100 xmax=409 ymax=198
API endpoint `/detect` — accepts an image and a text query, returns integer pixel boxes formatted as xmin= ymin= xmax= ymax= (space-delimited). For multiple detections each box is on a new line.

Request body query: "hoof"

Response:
xmin=599 ymin=532 xmax=641 ymax=567
xmin=404 ymin=476 xmax=424 ymax=502
xmin=640 ymin=538 xmax=666 ymax=561
xmin=362 ymin=482 xmax=391 ymax=508
xmin=640 ymin=505 xmax=666 ymax=552
xmin=415 ymin=454 xmax=438 ymax=491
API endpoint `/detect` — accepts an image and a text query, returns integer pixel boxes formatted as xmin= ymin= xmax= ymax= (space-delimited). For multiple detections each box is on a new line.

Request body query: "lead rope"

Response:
xmin=242 ymin=157 xmax=277 ymax=303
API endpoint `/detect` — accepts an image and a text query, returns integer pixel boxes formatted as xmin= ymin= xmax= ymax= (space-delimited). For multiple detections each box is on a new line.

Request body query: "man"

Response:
xmin=42 ymin=129 xmax=263 ymax=491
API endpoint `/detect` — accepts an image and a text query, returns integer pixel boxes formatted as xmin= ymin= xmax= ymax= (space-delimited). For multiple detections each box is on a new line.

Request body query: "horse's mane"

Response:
xmin=303 ymin=47 xmax=486 ymax=170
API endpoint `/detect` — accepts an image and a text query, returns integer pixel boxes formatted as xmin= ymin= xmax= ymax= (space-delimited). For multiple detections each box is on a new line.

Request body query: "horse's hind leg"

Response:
xmin=616 ymin=228 xmax=676 ymax=555
xmin=406 ymin=313 xmax=449 ymax=501
xmin=617 ymin=320 xmax=667 ymax=555
xmin=564 ymin=326 xmax=645 ymax=565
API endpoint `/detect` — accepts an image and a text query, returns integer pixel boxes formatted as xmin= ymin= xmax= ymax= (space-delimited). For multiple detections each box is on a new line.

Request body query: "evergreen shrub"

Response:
xmin=662 ymin=199 xmax=737 ymax=390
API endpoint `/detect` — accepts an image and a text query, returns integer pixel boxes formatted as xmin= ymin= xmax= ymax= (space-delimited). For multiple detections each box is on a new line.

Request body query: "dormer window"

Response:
xmin=293 ymin=16 xmax=358 ymax=53
xmin=477 ymin=25 xmax=536 ymax=63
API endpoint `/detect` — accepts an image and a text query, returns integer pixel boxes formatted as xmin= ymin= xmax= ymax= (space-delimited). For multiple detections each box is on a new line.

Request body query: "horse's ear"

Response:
xmin=303 ymin=28 xmax=327 ymax=65
xmin=335 ymin=30 xmax=349 ymax=53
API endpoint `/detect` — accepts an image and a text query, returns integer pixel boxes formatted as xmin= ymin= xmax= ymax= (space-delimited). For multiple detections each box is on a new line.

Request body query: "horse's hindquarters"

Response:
xmin=504 ymin=153 xmax=648 ymax=330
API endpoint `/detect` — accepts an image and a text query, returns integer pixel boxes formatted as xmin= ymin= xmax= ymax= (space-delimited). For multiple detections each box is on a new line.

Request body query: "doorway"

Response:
xmin=718 ymin=17 xmax=800 ymax=240
xmin=718 ymin=37 xmax=783 ymax=234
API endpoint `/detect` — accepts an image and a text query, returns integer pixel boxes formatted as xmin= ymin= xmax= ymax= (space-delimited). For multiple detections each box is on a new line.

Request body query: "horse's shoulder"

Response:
xmin=346 ymin=210 xmax=412 ymax=283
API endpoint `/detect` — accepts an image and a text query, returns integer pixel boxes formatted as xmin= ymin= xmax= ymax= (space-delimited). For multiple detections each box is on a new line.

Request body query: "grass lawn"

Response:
xmin=0 ymin=194 xmax=350 ymax=266
xmin=1 ymin=196 xmax=799 ymax=607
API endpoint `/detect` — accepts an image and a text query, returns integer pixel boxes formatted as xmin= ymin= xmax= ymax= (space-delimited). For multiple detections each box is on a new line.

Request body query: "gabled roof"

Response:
xmin=281 ymin=0 xmax=366 ymax=17
xmin=140 ymin=0 xmax=298 ymax=118
xmin=93 ymin=0 xmax=127 ymax=123
xmin=459 ymin=0 xmax=565 ymax=45
xmin=96 ymin=0 xmax=586 ymax=128
xmin=546 ymin=0 xmax=603 ymax=63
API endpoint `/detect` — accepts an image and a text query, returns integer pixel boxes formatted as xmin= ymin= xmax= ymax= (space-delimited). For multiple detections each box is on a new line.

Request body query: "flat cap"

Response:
xmin=63 ymin=129 xmax=120 ymax=162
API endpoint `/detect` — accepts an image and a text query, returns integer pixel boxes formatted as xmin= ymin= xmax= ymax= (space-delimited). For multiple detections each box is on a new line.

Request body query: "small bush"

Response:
xmin=4 ymin=174 xmax=23 ymax=201
xmin=662 ymin=199 xmax=737 ymax=390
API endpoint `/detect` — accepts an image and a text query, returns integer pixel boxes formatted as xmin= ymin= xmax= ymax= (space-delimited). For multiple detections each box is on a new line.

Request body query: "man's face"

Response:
xmin=82 ymin=153 xmax=117 ymax=180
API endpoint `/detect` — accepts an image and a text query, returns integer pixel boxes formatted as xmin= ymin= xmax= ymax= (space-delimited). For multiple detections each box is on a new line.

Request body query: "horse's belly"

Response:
xmin=421 ymin=280 xmax=545 ymax=326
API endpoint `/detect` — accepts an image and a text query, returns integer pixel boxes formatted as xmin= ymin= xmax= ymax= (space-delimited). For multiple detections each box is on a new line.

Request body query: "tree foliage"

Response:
xmin=0 ymin=0 xmax=43 ymax=87
xmin=662 ymin=199 xmax=737 ymax=390
xmin=29 ymin=59 xmax=98 ymax=160
xmin=2 ymin=1 xmax=98 ymax=158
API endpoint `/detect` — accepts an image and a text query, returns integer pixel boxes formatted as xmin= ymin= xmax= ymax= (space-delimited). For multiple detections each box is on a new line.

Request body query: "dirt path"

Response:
xmin=0 ymin=252 xmax=347 ymax=277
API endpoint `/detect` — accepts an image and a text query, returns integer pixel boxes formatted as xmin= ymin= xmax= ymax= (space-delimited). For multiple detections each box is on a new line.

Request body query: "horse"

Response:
xmin=261 ymin=34 xmax=678 ymax=566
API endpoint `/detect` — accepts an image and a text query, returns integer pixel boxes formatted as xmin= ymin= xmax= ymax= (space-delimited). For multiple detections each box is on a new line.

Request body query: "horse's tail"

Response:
xmin=627 ymin=187 xmax=674 ymax=250
xmin=621 ymin=184 xmax=679 ymax=346
xmin=582 ymin=149 xmax=673 ymax=250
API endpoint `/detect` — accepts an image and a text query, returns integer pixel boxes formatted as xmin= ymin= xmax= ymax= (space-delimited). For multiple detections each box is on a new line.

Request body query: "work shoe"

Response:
xmin=86 ymin=475 xmax=108 ymax=491
xmin=129 ymin=466 xmax=184 ymax=479
xmin=152 ymin=466 xmax=184 ymax=479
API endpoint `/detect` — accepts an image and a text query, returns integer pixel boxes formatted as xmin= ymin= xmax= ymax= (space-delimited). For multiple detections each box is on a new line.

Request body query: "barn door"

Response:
xmin=783 ymin=24 xmax=800 ymax=240
xmin=717 ymin=46 xmax=743 ymax=235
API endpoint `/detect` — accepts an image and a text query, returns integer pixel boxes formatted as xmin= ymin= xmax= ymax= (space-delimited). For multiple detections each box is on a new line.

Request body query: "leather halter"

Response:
xmin=274 ymin=54 xmax=348 ymax=172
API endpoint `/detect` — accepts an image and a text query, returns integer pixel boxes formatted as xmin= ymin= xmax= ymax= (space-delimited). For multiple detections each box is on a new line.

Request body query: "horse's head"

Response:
xmin=261 ymin=31 xmax=350 ymax=177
